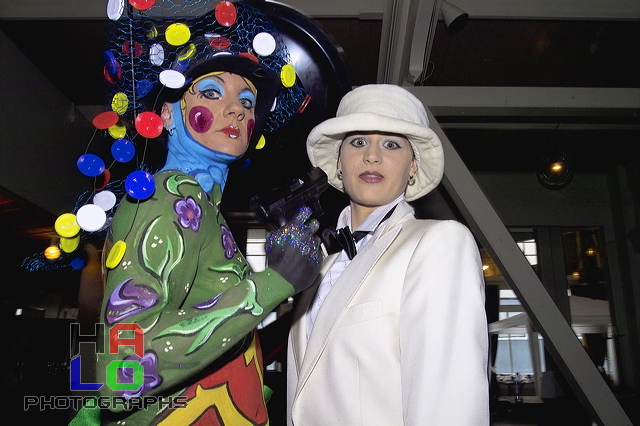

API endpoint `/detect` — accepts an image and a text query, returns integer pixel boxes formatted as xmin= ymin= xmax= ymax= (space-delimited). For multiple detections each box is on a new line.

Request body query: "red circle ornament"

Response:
xmin=135 ymin=112 xmax=163 ymax=138
xmin=92 ymin=111 xmax=119 ymax=129
xmin=129 ymin=0 xmax=155 ymax=10
xmin=238 ymin=52 xmax=259 ymax=63
xmin=214 ymin=1 xmax=237 ymax=27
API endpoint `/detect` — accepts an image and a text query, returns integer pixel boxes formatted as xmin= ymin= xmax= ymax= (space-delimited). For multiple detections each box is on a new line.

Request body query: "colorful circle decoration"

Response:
xmin=207 ymin=35 xmax=231 ymax=50
xmin=297 ymin=94 xmax=312 ymax=114
xmin=149 ymin=43 xmax=164 ymax=65
xmin=60 ymin=234 xmax=81 ymax=253
xmin=55 ymin=213 xmax=80 ymax=238
xmin=93 ymin=190 xmax=117 ymax=211
xmin=165 ymin=23 xmax=191 ymax=46
xmin=103 ymin=63 xmax=122 ymax=84
xmin=125 ymin=170 xmax=155 ymax=199
xmin=134 ymin=111 xmax=164 ymax=138
xmin=129 ymin=0 xmax=155 ymax=11
xmin=96 ymin=169 xmax=112 ymax=191
xmin=238 ymin=52 xmax=259 ymax=63
xmin=122 ymin=41 xmax=143 ymax=56
xmin=177 ymin=43 xmax=197 ymax=61
xmin=215 ymin=1 xmax=237 ymax=27
xmin=145 ymin=22 xmax=158 ymax=39
xmin=77 ymin=154 xmax=106 ymax=177
xmin=159 ymin=70 xmax=186 ymax=89
xmin=76 ymin=204 xmax=107 ymax=232
xmin=70 ymin=256 xmax=87 ymax=270
xmin=104 ymin=50 xmax=119 ymax=76
xmin=111 ymin=92 xmax=129 ymax=115
xmin=137 ymin=79 xmax=154 ymax=97
xmin=92 ymin=111 xmax=119 ymax=129
xmin=106 ymin=240 xmax=127 ymax=269
xmin=280 ymin=64 xmax=297 ymax=88
xmin=108 ymin=122 xmax=127 ymax=139
xmin=111 ymin=138 xmax=136 ymax=163
xmin=253 ymin=32 xmax=276 ymax=56
xmin=107 ymin=0 xmax=124 ymax=21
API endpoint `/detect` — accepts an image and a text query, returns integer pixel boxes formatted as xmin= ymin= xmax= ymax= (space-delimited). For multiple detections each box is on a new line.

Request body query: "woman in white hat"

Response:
xmin=286 ymin=84 xmax=490 ymax=425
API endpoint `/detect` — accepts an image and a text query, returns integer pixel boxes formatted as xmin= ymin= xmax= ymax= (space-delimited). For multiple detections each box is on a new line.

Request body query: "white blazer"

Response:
xmin=287 ymin=201 xmax=490 ymax=425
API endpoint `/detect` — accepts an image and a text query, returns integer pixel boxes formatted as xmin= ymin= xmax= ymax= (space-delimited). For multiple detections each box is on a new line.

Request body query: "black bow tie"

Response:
xmin=321 ymin=227 xmax=369 ymax=260
xmin=320 ymin=205 xmax=397 ymax=260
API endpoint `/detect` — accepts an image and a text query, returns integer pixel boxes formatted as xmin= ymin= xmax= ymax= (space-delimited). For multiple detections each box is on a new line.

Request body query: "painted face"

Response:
xmin=338 ymin=132 xmax=418 ymax=211
xmin=181 ymin=72 xmax=257 ymax=157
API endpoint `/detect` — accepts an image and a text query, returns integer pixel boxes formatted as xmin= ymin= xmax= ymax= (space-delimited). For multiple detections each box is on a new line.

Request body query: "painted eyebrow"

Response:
xmin=195 ymin=76 xmax=223 ymax=93
xmin=239 ymin=78 xmax=256 ymax=97
xmin=212 ymin=74 xmax=255 ymax=96
xmin=239 ymin=87 xmax=255 ymax=97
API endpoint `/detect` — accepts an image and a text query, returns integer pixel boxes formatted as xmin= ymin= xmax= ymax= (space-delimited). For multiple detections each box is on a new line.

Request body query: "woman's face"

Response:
xmin=338 ymin=132 xmax=418 ymax=210
xmin=180 ymin=72 xmax=257 ymax=157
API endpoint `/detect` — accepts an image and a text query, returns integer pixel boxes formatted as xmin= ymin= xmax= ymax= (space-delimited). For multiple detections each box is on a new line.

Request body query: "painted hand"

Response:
xmin=266 ymin=206 xmax=323 ymax=293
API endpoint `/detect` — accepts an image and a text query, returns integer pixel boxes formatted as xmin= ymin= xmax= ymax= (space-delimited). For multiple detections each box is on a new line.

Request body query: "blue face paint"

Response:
xmin=161 ymin=101 xmax=238 ymax=193
xmin=239 ymin=90 xmax=256 ymax=109
xmin=196 ymin=78 xmax=224 ymax=100
xmin=196 ymin=76 xmax=256 ymax=109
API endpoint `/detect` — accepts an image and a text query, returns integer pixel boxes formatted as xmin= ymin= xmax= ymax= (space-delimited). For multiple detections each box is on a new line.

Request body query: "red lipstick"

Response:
xmin=220 ymin=125 xmax=240 ymax=138
xmin=359 ymin=171 xmax=383 ymax=183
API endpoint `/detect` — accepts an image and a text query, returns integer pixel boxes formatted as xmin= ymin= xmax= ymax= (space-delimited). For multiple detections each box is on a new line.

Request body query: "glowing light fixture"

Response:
xmin=537 ymin=152 xmax=573 ymax=189
xmin=44 ymin=244 xmax=61 ymax=260
xmin=44 ymin=235 xmax=62 ymax=260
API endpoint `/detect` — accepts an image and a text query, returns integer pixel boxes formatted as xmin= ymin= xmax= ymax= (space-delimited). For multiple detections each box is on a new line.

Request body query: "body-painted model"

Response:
xmin=69 ymin=2 xmax=322 ymax=425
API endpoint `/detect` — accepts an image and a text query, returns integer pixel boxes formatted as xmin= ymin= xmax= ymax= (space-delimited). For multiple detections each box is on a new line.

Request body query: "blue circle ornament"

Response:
xmin=137 ymin=79 xmax=154 ymax=97
xmin=70 ymin=256 xmax=87 ymax=270
xmin=125 ymin=170 xmax=155 ymax=199
xmin=77 ymin=154 xmax=105 ymax=177
xmin=111 ymin=139 xmax=136 ymax=163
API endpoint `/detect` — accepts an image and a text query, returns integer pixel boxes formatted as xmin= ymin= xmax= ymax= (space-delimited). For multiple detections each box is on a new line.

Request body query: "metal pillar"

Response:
xmin=424 ymin=108 xmax=632 ymax=425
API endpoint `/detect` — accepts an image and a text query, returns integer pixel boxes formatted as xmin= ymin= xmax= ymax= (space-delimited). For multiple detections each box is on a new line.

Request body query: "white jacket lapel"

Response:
xmin=297 ymin=207 xmax=414 ymax=390
xmin=294 ymin=201 xmax=415 ymax=395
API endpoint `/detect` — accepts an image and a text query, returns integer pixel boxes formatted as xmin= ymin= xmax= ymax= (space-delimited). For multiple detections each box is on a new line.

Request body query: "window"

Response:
xmin=487 ymin=227 xmax=617 ymax=395
xmin=494 ymin=291 xmax=546 ymax=376
xmin=484 ymin=233 xmax=546 ymax=380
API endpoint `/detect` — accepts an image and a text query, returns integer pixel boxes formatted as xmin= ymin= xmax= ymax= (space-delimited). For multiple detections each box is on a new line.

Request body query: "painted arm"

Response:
xmin=96 ymin=173 xmax=293 ymax=407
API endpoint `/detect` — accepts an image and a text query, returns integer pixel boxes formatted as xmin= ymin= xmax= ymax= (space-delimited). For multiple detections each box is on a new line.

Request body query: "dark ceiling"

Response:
xmin=1 ymin=13 xmax=639 ymax=270
xmin=2 ymin=18 xmax=639 ymax=104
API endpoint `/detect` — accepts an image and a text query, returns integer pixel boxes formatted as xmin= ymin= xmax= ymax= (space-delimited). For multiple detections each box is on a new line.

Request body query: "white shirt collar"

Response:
xmin=336 ymin=194 xmax=404 ymax=232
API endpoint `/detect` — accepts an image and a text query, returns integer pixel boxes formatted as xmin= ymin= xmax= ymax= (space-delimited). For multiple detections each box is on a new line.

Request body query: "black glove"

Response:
xmin=266 ymin=206 xmax=324 ymax=294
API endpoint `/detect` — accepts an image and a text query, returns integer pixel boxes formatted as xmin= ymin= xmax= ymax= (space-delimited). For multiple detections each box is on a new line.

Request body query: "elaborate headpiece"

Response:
xmin=103 ymin=0 xmax=307 ymax=144
xmin=23 ymin=0 xmax=310 ymax=271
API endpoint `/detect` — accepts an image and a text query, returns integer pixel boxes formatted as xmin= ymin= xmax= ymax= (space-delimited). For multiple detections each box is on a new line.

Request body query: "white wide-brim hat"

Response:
xmin=306 ymin=84 xmax=444 ymax=202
